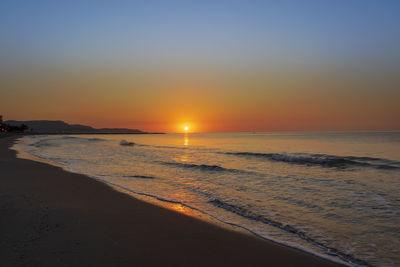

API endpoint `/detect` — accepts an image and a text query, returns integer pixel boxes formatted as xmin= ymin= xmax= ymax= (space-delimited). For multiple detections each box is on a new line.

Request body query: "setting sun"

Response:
xmin=184 ymin=126 xmax=189 ymax=131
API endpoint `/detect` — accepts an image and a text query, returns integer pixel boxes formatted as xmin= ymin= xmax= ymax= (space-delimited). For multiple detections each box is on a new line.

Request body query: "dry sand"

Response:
xmin=0 ymin=135 xmax=344 ymax=267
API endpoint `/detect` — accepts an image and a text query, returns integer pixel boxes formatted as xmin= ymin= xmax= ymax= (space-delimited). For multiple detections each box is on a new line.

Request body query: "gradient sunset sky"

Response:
xmin=1 ymin=0 xmax=399 ymax=132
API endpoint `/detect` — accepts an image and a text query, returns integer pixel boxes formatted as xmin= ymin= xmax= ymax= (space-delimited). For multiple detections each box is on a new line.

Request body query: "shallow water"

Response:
xmin=13 ymin=132 xmax=400 ymax=267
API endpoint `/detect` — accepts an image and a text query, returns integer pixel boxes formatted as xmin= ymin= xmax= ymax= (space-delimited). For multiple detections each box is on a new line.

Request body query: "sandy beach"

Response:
xmin=0 ymin=135 xmax=344 ymax=267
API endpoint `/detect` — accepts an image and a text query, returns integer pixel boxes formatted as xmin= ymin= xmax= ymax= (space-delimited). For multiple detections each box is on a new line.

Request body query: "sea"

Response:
xmin=12 ymin=132 xmax=400 ymax=267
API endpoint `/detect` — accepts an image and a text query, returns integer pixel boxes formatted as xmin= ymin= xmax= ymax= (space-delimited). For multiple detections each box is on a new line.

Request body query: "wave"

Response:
xmin=120 ymin=140 xmax=135 ymax=146
xmin=209 ymin=198 xmax=372 ymax=267
xmin=224 ymin=152 xmax=400 ymax=170
xmin=60 ymin=136 xmax=106 ymax=142
xmin=119 ymin=142 xmax=208 ymax=151
xmin=29 ymin=136 xmax=107 ymax=148
xmin=122 ymin=175 xmax=155 ymax=179
xmin=87 ymin=138 xmax=105 ymax=142
xmin=29 ymin=139 xmax=59 ymax=148
xmin=158 ymin=161 xmax=246 ymax=173
xmin=118 ymin=141 xmax=164 ymax=148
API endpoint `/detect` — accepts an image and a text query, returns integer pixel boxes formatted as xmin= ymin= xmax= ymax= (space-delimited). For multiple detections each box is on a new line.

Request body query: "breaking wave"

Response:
xmin=60 ymin=136 xmax=106 ymax=142
xmin=29 ymin=139 xmax=59 ymax=148
xmin=224 ymin=152 xmax=400 ymax=170
xmin=29 ymin=136 xmax=107 ymax=148
xmin=158 ymin=161 xmax=244 ymax=173
xmin=120 ymin=140 xmax=135 ymax=146
xmin=209 ymin=198 xmax=372 ymax=267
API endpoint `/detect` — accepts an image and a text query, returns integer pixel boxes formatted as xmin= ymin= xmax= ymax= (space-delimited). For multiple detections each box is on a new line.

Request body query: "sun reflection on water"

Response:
xmin=184 ymin=133 xmax=189 ymax=146
xmin=170 ymin=203 xmax=193 ymax=215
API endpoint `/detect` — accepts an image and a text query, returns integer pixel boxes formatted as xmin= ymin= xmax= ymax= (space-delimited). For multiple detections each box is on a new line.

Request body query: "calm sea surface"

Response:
xmin=13 ymin=132 xmax=400 ymax=267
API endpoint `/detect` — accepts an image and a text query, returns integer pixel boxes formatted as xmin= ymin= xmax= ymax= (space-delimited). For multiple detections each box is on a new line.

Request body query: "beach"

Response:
xmin=0 ymin=135 xmax=344 ymax=267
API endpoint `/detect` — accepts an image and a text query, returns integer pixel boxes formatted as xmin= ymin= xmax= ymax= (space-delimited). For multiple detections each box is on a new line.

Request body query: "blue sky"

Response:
xmin=1 ymin=0 xmax=400 ymax=67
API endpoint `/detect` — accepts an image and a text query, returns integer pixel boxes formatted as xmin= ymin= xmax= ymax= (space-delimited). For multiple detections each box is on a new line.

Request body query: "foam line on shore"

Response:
xmin=89 ymin=177 xmax=358 ymax=267
xmin=209 ymin=198 xmax=373 ymax=267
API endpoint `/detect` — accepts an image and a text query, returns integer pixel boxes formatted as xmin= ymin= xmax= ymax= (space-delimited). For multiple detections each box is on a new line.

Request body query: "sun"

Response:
xmin=184 ymin=126 xmax=189 ymax=131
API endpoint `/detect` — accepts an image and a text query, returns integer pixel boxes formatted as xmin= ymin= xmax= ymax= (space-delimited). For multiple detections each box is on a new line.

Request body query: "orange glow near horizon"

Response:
xmin=2 ymin=66 xmax=400 ymax=133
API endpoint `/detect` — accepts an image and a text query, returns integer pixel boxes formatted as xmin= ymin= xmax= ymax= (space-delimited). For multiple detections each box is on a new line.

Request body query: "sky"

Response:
xmin=1 ymin=0 xmax=400 ymax=132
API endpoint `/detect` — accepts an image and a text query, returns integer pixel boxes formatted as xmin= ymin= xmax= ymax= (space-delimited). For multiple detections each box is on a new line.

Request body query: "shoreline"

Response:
xmin=1 ymin=135 xmax=344 ymax=266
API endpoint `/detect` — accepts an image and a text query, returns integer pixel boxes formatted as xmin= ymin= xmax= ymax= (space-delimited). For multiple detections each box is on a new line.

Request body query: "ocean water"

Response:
xmin=13 ymin=132 xmax=400 ymax=267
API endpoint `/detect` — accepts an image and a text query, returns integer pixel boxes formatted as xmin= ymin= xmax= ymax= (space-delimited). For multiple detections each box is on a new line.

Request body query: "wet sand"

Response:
xmin=0 ymin=135 xmax=344 ymax=267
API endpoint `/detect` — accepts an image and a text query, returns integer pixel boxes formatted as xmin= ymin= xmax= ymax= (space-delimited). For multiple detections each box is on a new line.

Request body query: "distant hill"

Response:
xmin=5 ymin=120 xmax=145 ymax=134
